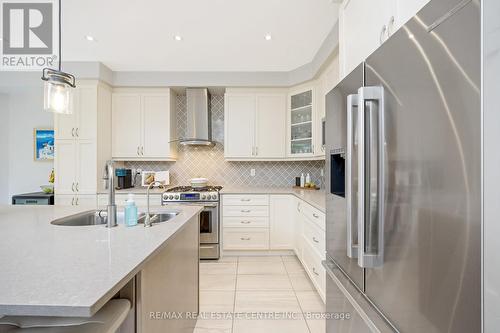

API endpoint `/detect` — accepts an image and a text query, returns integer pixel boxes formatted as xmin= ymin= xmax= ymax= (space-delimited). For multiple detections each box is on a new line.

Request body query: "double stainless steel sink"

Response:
xmin=50 ymin=210 xmax=179 ymax=226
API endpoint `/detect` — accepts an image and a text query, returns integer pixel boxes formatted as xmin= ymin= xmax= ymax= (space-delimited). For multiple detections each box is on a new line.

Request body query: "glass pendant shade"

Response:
xmin=41 ymin=68 xmax=76 ymax=114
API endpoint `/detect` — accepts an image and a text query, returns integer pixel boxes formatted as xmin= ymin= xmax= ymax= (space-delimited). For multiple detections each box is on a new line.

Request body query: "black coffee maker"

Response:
xmin=115 ymin=169 xmax=133 ymax=189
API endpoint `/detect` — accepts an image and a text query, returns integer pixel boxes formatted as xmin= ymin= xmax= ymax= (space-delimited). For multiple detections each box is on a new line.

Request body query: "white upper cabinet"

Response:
xmin=224 ymin=94 xmax=255 ymax=158
xmin=287 ymin=87 xmax=316 ymax=158
xmin=255 ymin=94 xmax=286 ymax=158
xmin=224 ymin=89 xmax=287 ymax=160
xmin=339 ymin=0 xmax=430 ymax=78
xmin=111 ymin=88 xmax=177 ymax=161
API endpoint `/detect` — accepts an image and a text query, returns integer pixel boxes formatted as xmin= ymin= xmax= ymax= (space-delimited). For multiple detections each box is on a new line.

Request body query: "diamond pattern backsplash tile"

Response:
xmin=125 ymin=95 xmax=325 ymax=188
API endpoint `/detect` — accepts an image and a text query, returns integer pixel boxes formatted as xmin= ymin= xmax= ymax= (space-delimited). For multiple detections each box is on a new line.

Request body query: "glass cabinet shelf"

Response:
xmin=289 ymin=89 xmax=314 ymax=155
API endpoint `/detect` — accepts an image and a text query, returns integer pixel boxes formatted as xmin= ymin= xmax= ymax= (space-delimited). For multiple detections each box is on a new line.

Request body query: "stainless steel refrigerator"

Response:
xmin=324 ymin=0 xmax=481 ymax=332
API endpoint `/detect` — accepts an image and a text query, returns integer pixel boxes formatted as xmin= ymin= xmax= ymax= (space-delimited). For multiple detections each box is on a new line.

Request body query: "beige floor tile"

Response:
xmin=210 ymin=256 xmax=238 ymax=263
xmin=283 ymin=259 xmax=305 ymax=274
xmin=281 ymin=255 xmax=300 ymax=263
xmin=237 ymin=274 xmax=293 ymax=290
xmin=194 ymin=319 xmax=233 ymax=333
xmin=234 ymin=290 xmax=302 ymax=313
xmin=237 ymin=256 xmax=283 ymax=262
xmin=289 ymin=271 xmax=316 ymax=291
xmin=295 ymin=291 xmax=325 ymax=313
xmin=200 ymin=274 xmax=237 ymax=291
xmin=200 ymin=291 xmax=235 ymax=313
xmin=305 ymin=318 xmax=326 ymax=333
xmin=237 ymin=261 xmax=287 ymax=275
xmin=201 ymin=262 xmax=238 ymax=275
xmin=233 ymin=318 xmax=309 ymax=333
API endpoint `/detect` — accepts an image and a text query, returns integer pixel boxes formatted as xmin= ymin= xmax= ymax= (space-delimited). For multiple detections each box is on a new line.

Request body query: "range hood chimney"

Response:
xmin=179 ymin=88 xmax=215 ymax=147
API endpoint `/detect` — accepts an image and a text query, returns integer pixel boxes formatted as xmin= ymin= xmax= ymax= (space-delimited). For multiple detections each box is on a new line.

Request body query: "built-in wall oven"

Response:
xmin=162 ymin=186 xmax=221 ymax=259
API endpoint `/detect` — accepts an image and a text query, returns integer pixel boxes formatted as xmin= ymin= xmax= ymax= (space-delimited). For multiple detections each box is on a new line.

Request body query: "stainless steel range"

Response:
xmin=162 ymin=186 xmax=222 ymax=260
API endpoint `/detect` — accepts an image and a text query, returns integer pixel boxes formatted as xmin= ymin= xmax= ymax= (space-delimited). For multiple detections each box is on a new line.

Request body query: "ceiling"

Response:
xmin=62 ymin=0 xmax=339 ymax=72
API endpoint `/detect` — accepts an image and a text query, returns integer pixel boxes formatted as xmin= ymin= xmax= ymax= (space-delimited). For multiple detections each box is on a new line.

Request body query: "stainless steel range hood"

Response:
xmin=179 ymin=88 xmax=214 ymax=146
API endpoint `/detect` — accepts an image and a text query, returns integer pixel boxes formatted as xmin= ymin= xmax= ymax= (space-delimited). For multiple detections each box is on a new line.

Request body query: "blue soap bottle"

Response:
xmin=124 ymin=193 xmax=138 ymax=227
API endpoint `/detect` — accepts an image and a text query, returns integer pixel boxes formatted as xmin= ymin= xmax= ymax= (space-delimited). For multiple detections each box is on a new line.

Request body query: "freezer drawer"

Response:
xmin=323 ymin=259 xmax=395 ymax=333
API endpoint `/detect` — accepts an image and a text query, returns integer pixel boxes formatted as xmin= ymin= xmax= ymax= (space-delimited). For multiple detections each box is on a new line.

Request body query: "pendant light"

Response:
xmin=41 ymin=0 xmax=76 ymax=114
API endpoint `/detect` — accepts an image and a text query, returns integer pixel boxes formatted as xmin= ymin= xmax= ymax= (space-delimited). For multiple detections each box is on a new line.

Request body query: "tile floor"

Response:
xmin=195 ymin=255 xmax=325 ymax=333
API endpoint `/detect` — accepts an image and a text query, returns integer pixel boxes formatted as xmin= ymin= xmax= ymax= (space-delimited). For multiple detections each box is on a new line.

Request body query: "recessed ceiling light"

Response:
xmin=265 ymin=34 xmax=272 ymax=41
xmin=85 ymin=35 xmax=95 ymax=42
xmin=174 ymin=35 xmax=183 ymax=41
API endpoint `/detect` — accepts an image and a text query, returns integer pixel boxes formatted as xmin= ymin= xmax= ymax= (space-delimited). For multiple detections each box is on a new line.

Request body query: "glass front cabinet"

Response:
xmin=288 ymin=88 xmax=316 ymax=158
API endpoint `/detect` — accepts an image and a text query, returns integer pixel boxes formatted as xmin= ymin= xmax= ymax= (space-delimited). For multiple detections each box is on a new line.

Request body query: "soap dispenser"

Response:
xmin=124 ymin=193 xmax=138 ymax=227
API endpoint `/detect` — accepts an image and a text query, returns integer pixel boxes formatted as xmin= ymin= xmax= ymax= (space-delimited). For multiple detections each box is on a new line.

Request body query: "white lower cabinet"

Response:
xmin=55 ymin=194 xmax=97 ymax=207
xmin=270 ymin=195 xmax=295 ymax=249
xmin=223 ymin=228 xmax=270 ymax=250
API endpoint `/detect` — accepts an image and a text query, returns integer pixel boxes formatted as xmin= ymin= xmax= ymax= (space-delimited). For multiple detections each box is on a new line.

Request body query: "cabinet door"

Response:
xmin=54 ymin=97 xmax=77 ymax=140
xmin=142 ymin=94 xmax=172 ymax=158
xmin=289 ymin=89 xmax=314 ymax=157
xmin=74 ymin=195 xmax=97 ymax=207
xmin=224 ymin=94 xmax=255 ymax=158
xmin=340 ymin=0 xmax=395 ymax=77
xmin=76 ymin=85 xmax=97 ymax=140
xmin=255 ymin=94 xmax=286 ymax=158
xmin=270 ymin=195 xmax=294 ymax=249
xmin=112 ymin=93 xmax=142 ymax=158
xmin=76 ymin=140 xmax=97 ymax=194
xmin=55 ymin=194 xmax=76 ymax=206
xmin=54 ymin=140 xmax=76 ymax=194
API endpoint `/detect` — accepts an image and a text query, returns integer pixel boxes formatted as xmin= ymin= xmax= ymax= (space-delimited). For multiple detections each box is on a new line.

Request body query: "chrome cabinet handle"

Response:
xmin=240 ymin=221 xmax=251 ymax=224
xmin=255 ymin=146 xmax=258 ymax=156
xmin=75 ymin=182 xmax=79 ymax=192
xmin=241 ymin=210 xmax=251 ymax=213
xmin=312 ymin=213 xmax=319 ymax=218
xmin=71 ymin=182 xmax=75 ymax=192
xmin=387 ymin=16 xmax=395 ymax=36
xmin=71 ymin=128 xmax=75 ymax=137
xmin=357 ymin=86 xmax=385 ymax=269
xmin=240 ymin=237 xmax=251 ymax=241
xmin=75 ymin=197 xmax=79 ymax=205
xmin=380 ymin=25 xmax=387 ymax=44
xmin=313 ymin=267 xmax=319 ymax=276
xmin=137 ymin=147 xmax=140 ymax=156
xmin=312 ymin=237 xmax=319 ymax=243
xmin=141 ymin=146 xmax=144 ymax=155
xmin=346 ymin=94 xmax=359 ymax=259
xmin=75 ymin=128 xmax=79 ymax=137
xmin=71 ymin=197 xmax=75 ymax=205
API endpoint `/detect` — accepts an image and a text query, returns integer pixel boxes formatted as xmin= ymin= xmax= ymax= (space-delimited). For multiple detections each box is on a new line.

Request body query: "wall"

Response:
xmin=126 ymin=95 xmax=325 ymax=188
xmin=4 ymin=85 xmax=54 ymax=200
xmin=0 ymin=94 xmax=9 ymax=203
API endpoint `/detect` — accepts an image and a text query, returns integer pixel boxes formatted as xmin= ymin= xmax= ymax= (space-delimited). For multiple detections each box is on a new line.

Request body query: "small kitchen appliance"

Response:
xmin=115 ymin=169 xmax=133 ymax=189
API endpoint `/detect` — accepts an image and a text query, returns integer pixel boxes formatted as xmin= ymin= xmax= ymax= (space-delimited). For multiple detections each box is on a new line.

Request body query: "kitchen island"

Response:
xmin=0 ymin=204 xmax=201 ymax=332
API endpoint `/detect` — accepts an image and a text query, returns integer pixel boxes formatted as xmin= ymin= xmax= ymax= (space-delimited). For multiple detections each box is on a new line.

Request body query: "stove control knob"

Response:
xmin=201 ymin=194 xmax=206 ymax=200
xmin=169 ymin=195 xmax=173 ymax=200
xmin=211 ymin=194 xmax=217 ymax=200
xmin=174 ymin=194 xmax=179 ymax=200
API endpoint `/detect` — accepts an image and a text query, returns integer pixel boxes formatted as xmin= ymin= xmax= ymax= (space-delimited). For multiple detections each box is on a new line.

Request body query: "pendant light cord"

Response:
xmin=58 ymin=0 xmax=62 ymax=71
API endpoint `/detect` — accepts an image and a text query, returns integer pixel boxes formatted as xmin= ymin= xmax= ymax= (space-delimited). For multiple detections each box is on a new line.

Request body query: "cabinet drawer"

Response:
xmin=223 ymin=228 xmax=269 ymax=250
xmin=302 ymin=241 xmax=326 ymax=300
xmin=303 ymin=218 xmax=325 ymax=257
xmin=223 ymin=205 xmax=269 ymax=217
xmin=223 ymin=195 xmax=269 ymax=206
xmin=224 ymin=217 xmax=269 ymax=228
xmin=300 ymin=202 xmax=325 ymax=231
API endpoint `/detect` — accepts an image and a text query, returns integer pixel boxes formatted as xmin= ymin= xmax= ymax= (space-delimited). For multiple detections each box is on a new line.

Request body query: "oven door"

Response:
xmin=199 ymin=203 xmax=219 ymax=244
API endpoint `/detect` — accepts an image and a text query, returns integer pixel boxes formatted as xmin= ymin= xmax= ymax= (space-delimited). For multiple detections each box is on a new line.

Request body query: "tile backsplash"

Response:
xmin=125 ymin=95 xmax=325 ymax=188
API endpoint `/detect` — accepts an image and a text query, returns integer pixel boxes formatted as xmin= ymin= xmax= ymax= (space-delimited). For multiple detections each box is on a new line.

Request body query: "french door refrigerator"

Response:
xmin=324 ymin=0 xmax=481 ymax=332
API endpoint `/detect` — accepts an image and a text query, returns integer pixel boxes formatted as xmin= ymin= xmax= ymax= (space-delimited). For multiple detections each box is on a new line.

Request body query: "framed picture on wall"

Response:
xmin=34 ymin=129 xmax=55 ymax=161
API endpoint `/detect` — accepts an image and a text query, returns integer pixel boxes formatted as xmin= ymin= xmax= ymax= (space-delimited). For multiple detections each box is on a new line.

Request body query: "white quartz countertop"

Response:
xmin=220 ymin=187 xmax=326 ymax=212
xmin=0 ymin=204 xmax=202 ymax=318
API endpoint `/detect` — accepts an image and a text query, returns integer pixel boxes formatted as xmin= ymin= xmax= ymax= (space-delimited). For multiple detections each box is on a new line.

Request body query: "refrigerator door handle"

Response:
xmin=346 ymin=94 xmax=359 ymax=259
xmin=357 ymin=86 xmax=385 ymax=268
